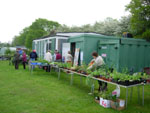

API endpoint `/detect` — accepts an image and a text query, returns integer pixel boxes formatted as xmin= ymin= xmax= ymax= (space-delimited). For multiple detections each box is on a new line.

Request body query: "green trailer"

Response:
xmin=69 ymin=34 xmax=150 ymax=72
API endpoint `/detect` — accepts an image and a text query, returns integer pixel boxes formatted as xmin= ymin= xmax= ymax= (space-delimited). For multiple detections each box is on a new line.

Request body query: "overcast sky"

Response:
xmin=0 ymin=0 xmax=131 ymax=43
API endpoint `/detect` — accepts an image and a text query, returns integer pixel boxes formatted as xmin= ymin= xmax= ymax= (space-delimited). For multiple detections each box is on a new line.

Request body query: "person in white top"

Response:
xmin=87 ymin=52 xmax=105 ymax=70
xmin=45 ymin=50 xmax=52 ymax=62
xmin=66 ymin=51 xmax=73 ymax=63
xmin=87 ymin=52 xmax=107 ymax=92
xmin=53 ymin=50 xmax=57 ymax=61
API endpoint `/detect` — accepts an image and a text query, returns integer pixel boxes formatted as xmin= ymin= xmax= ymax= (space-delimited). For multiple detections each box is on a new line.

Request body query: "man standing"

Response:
xmin=44 ymin=50 xmax=52 ymax=62
xmin=30 ymin=50 xmax=38 ymax=61
xmin=14 ymin=50 xmax=20 ymax=69
xmin=44 ymin=50 xmax=52 ymax=72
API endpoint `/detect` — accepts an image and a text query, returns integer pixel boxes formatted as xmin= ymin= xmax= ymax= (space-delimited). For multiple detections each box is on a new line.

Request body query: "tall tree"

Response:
xmin=12 ymin=18 xmax=60 ymax=49
xmin=114 ymin=16 xmax=131 ymax=36
xmin=25 ymin=29 xmax=46 ymax=49
xmin=126 ymin=0 xmax=150 ymax=40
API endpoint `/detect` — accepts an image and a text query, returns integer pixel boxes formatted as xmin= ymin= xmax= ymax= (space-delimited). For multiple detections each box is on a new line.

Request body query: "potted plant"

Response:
xmin=66 ymin=63 xmax=72 ymax=70
xmin=110 ymin=70 xmax=121 ymax=83
xmin=117 ymin=73 xmax=132 ymax=86
xmin=86 ymin=69 xmax=92 ymax=75
xmin=141 ymin=72 xmax=148 ymax=83
xmin=130 ymin=73 xmax=141 ymax=84
xmin=98 ymin=92 xmax=112 ymax=108
xmin=91 ymin=70 xmax=100 ymax=78
xmin=110 ymin=95 xmax=125 ymax=110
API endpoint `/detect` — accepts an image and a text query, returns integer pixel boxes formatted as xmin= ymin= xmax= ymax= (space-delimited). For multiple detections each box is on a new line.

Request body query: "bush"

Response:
xmin=5 ymin=48 xmax=11 ymax=55
xmin=142 ymin=29 xmax=150 ymax=41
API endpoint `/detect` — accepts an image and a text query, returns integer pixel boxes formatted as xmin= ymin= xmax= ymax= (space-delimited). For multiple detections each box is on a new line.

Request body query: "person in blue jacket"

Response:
xmin=30 ymin=50 xmax=38 ymax=61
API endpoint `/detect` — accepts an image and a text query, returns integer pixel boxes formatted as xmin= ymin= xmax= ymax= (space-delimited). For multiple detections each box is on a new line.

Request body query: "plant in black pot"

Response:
xmin=91 ymin=70 xmax=100 ymax=78
xmin=86 ymin=69 xmax=92 ymax=75
xmin=98 ymin=68 xmax=107 ymax=78
xmin=118 ymin=74 xmax=131 ymax=86
xmin=99 ymin=92 xmax=112 ymax=100
xmin=110 ymin=70 xmax=121 ymax=83
xmin=141 ymin=73 xmax=148 ymax=83
xmin=66 ymin=63 xmax=72 ymax=70
xmin=130 ymin=73 xmax=141 ymax=84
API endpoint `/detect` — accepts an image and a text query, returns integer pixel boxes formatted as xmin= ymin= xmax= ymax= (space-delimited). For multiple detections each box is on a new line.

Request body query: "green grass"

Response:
xmin=0 ymin=61 xmax=150 ymax=113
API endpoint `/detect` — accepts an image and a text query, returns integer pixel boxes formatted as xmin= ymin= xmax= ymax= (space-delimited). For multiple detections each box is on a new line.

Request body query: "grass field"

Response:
xmin=0 ymin=61 xmax=150 ymax=113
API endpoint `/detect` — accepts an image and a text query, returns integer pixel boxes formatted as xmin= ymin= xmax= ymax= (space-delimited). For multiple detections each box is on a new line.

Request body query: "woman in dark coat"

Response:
xmin=22 ymin=51 xmax=27 ymax=69
xmin=14 ymin=50 xmax=20 ymax=69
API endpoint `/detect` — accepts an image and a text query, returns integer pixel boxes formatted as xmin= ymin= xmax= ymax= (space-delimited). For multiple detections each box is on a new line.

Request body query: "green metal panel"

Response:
xmin=37 ymin=41 xmax=40 ymax=57
xmin=84 ymin=36 xmax=103 ymax=64
xmin=98 ymin=39 xmax=120 ymax=70
xmin=51 ymin=39 xmax=56 ymax=52
xmin=144 ymin=45 xmax=150 ymax=67
xmin=98 ymin=38 xmax=150 ymax=72
xmin=41 ymin=40 xmax=44 ymax=59
xmin=119 ymin=40 xmax=150 ymax=72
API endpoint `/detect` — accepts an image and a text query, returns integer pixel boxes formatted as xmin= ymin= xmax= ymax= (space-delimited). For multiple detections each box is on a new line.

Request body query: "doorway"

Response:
xmin=71 ymin=43 xmax=76 ymax=58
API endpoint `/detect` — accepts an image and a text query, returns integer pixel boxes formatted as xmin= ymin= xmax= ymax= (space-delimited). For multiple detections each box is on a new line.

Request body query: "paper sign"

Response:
xmin=102 ymin=46 xmax=107 ymax=49
xmin=102 ymin=53 xmax=107 ymax=57
xmin=80 ymin=51 xmax=83 ymax=65
xmin=119 ymin=100 xmax=125 ymax=107
xmin=74 ymin=48 xmax=80 ymax=66
xmin=80 ymin=51 xmax=83 ymax=61
xmin=100 ymin=98 xmax=110 ymax=108
xmin=62 ymin=43 xmax=70 ymax=62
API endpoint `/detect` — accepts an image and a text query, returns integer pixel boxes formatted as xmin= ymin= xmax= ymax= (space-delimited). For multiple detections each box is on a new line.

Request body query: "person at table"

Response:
xmin=87 ymin=52 xmax=107 ymax=92
xmin=30 ymin=50 xmax=38 ymax=61
xmin=66 ymin=51 xmax=73 ymax=64
xmin=53 ymin=50 xmax=57 ymax=61
xmin=22 ymin=51 xmax=27 ymax=69
xmin=45 ymin=50 xmax=52 ymax=62
xmin=55 ymin=51 xmax=62 ymax=62
xmin=14 ymin=50 xmax=20 ymax=70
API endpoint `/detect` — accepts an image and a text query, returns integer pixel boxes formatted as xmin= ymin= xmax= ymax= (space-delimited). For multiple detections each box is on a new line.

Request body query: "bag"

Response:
xmin=112 ymin=85 xmax=120 ymax=98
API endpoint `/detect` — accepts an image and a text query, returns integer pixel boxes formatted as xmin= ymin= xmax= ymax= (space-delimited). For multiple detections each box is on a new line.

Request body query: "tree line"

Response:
xmin=11 ymin=0 xmax=150 ymax=49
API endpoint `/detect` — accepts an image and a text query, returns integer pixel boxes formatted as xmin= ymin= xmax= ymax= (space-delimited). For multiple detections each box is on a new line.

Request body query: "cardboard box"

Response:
xmin=100 ymin=97 xmax=111 ymax=108
xmin=110 ymin=99 xmax=125 ymax=110
xmin=95 ymin=99 xmax=100 ymax=104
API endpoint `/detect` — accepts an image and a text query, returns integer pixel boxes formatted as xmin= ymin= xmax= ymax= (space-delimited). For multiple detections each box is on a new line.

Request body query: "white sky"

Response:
xmin=0 ymin=0 xmax=131 ymax=43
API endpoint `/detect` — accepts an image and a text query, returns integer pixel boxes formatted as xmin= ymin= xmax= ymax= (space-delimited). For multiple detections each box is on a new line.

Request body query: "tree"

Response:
xmin=30 ymin=18 xmax=60 ymax=35
xmin=25 ymin=29 xmax=46 ymax=49
xmin=126 ymin=0 xmax=150 ymax=40
xmin=93 ymin=18 xmax=119 ymax=36
xmin=12 ymin=18 xmax=60 ymax=49
xmin=114 ymin=16 xmax=131 ymax=36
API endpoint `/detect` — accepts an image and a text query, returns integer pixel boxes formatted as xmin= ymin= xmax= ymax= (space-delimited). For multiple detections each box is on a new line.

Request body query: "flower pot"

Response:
xmin=147 ymin=79 xmax=150 ymax=83
xmin=99 ymin=75 xmax=103 ymax=78
xmin=118 ymin=80 xmax=129 ymax=86
xmin=81 ymin=71 xmax=87 ymax=75
xmin=94 ymin=75 xmax=100 ymax=78
xmin=112 ymin=79 xmax=118 ymax=83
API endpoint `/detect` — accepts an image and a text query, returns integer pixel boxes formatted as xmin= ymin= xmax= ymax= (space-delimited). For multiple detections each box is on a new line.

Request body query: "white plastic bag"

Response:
xmin=112 ymin=85 xmax=120 ymax=98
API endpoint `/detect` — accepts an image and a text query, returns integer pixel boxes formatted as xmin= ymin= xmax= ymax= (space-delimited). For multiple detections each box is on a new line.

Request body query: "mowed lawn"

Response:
xmin=0 ymin=61 xmax=150 ymax=113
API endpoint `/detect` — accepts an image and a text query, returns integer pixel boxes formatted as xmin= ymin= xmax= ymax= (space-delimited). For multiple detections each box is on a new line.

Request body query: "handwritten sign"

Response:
xmin=73 ymin=48 xmax=80 ymax=66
